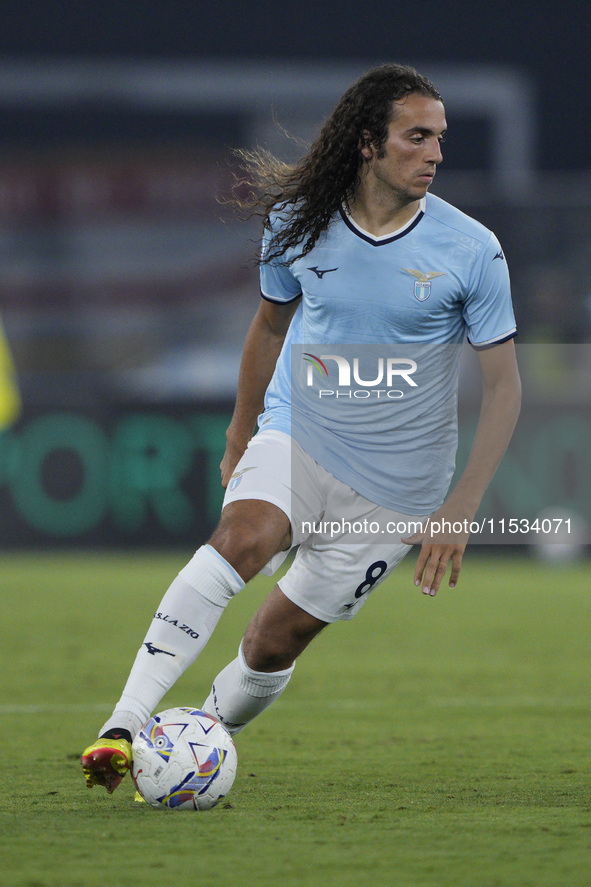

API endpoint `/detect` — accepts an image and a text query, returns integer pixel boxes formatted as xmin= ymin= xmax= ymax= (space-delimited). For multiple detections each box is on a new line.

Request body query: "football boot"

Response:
xmin=81 ymin=734 xmax=132 ymax=793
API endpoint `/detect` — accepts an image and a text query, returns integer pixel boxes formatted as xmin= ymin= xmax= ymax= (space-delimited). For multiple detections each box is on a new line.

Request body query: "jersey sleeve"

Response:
xmin=462 ymin=232 xmax=517 ymax=347
xmin=259 ymin=215 xmax=302 ymax=304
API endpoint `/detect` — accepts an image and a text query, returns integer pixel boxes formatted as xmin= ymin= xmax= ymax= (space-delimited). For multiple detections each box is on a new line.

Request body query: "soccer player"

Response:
xmin=81 ymin=63 xmax=521 ymax=792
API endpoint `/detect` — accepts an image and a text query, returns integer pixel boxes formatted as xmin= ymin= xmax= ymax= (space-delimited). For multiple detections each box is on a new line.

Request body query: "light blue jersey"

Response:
xmin=257 ymin=193 xmax=516 ymax=514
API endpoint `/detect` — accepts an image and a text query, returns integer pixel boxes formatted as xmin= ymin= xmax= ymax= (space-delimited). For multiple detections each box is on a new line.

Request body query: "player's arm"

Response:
xmin=403 ymin=338 xmax=521 ymax=595
xmin=220 ymin=297 xmax=300 ymax=487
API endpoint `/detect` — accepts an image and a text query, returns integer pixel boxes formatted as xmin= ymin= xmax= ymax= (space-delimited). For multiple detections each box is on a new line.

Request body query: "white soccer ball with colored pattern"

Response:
xmin=132 ymin=707 xmax=237 ymax=810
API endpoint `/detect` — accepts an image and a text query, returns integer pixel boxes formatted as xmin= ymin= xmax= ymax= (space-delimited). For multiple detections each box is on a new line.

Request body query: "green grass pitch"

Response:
xmin=1 ymin=550 xmax=590 ymax=887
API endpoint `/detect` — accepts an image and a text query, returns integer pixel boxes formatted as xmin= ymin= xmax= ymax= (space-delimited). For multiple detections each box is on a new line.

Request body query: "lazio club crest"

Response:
xmin=402 ymin=268 xmax=447 ymax=302
xmin=228 ymin=465 xmax=256 ymax=491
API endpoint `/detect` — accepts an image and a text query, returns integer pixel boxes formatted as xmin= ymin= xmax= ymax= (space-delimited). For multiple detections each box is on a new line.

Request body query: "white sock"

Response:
xmin=202 ymin=641 xmax=295 ymax=736
xmin=99 ymin=545 xmax=244 ymax=739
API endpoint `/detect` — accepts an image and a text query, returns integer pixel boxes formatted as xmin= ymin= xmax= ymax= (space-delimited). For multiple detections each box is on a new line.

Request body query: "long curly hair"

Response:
xmin=231 ymin=63 xmax=442 ymax=264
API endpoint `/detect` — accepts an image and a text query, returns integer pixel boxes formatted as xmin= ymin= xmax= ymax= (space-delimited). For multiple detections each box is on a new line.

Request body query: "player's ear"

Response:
xmin=359 ymin=129 xmax=373 ymax=160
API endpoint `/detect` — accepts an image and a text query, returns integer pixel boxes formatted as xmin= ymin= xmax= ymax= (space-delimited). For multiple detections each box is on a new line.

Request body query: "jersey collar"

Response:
xmin=340 ymin=197 xmax=426 ymax=246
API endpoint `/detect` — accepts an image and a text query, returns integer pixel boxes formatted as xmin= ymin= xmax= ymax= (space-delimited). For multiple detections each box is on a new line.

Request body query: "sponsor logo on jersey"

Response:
xmin=228 ymin=465 xmax=256 ymax=491
xmin=493 ymin=250 xmax=505 ymax=261
xmin=402 ymin=268 xmax=447 ymax=302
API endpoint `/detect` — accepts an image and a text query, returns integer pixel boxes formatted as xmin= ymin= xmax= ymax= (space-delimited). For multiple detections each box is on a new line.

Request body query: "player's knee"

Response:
xmin=242 ymin=612 xmax=324 ymax=672
xmin=241 ymin=633 xmax=295 ymax=672
xmin=209 ymin=512 xmax=282 ymax=581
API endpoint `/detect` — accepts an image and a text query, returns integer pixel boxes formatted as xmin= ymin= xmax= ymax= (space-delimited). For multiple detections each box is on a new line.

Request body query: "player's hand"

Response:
xmin=220 ymin=437 xmax=249 ymax=489
xmin=401 ymin=503 xmax=473 ymax=597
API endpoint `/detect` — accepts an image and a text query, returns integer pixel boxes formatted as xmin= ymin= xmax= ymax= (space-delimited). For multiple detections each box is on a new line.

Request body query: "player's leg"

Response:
xmin=81 ymin=429 xmax=323 ymax=791
xmin=81 ymin=498 xmax=290 ymax=792
xmin=97 ymin=499 xmax=291 ymax=736
xmin=202 ymin=478 xmax=422 ymax=737
xmin=202 ymin=585 xmax=327 ymax=734
xmin=241 ymin=583 xmax=328 ymax=671
xmin=198 ymin=435 xmax=329 ymax=735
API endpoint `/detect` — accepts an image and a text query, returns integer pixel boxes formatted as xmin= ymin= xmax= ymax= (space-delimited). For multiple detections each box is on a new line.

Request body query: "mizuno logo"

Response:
xmin=144 ymin=642 xmax=176 ymax=657
xmin=308 ymin=266 xmax=338 ymax=278
xmin=493 ymin=250 xmax=505 ymax=261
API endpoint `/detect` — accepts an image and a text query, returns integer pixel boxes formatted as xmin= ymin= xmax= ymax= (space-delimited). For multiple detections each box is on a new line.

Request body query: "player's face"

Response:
xmin=363 ymin=93 xmax=447 ymax=203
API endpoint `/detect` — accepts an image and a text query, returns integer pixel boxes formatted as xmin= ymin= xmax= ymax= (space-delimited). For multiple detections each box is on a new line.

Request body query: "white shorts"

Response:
xmin=223 ymin=429 xmax=426 ymax=622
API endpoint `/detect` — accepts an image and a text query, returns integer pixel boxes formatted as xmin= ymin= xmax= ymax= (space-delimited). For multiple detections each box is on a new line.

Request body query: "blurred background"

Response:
xmin=0 ymin=0 xmax=589 ymax=550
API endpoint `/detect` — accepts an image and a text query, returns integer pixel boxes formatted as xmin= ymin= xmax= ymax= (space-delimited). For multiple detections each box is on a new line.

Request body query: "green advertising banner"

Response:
xmin=0 ymin=404 xmax=589 ymax=548
xmin=0 ymin=408 xmax=229 ymax=546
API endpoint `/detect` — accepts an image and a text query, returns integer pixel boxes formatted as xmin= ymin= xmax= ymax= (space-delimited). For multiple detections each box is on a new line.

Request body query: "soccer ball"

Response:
xmin=131 ymin=707 xmax=237 ymax=810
